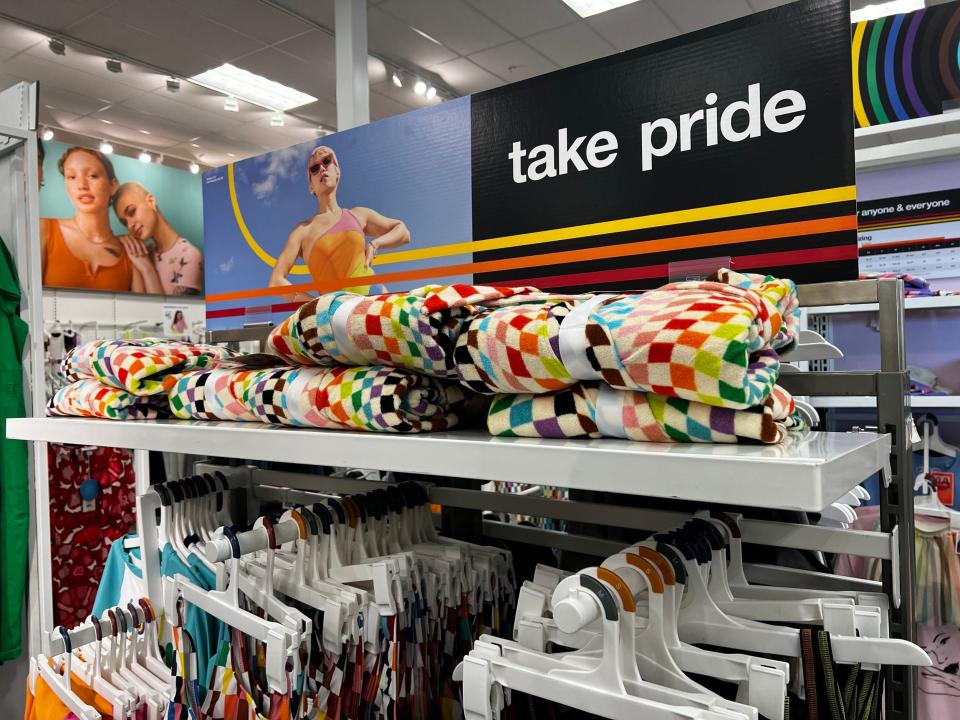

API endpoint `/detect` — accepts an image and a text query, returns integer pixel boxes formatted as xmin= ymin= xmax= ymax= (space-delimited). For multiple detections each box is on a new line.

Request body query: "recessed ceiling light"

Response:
xmin=140 ymin=129 xmax=151 ymax=135
xmin=850 ymin=0 xmax=923 ymax=22
xmin=414 ymin=80 xmax=426 ymax=96
xmin=191 ymin=63 xmax=317 ymax=112
xmin=48 ymin=37 xmax=66 ymax=56
xmin=99 ymin=141 xmax=113 ymax=154
xmin=223 ymin=97 xmax=239 ymax=112
xmin=425 ymin=86 xmax=437 ymax=100
xmin=392 ymin=72 xmax=403 ymax=88
xmin=105 ymin=58 xmax=123 ymax=74
xmin=138 ymin=150 xmax=151 ymax=163
xmin=189 ymin=162 xmax=200 ymax=174
xmin=41 ymin=128 xmax=54 ymax=141
xmin=559 ymin=0 xmax=641 ymax=18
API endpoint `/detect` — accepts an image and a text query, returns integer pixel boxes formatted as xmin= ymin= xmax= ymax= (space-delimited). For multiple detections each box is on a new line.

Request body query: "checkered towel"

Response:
xmin=61 ymin=338 xmax=235 ymax=396
xmin=169 ymin=364 xmax=478 ymax=433
xmin=268 ymin=285 xmax=557 ymax=377
xmin=487 ymin=382 xmax=795 ymax=444
xmin=48 ymin=378 xmax=168 ymax=420
xmin=459 ymin=269 xmax=798 ymax=410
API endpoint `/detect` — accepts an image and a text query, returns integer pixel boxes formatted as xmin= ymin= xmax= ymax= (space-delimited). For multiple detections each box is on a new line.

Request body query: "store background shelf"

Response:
xmin=7 ymin=417 xmax=890 ymax=512
xmin=807 ymin=295 xmax=960 ymax=315
xmin=812 ymin=396 xmax=960 ymax=409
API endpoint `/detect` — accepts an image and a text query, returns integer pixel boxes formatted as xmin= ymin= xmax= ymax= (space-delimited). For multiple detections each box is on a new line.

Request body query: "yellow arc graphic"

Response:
xmin=228 ymin=162 xmax=310 ymax=275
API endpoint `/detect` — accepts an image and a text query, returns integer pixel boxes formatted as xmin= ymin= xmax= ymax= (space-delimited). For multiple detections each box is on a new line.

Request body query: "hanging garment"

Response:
xmin=48 ymin=444 xmax=136 ymax=628
xmin=61 ymin=338 xmax=235 ymax=395
xmin=457 ymin=269 xmax=799 ymax=409
xmin=0 ymin=238 xmax=28 ymax=661
xmin=791 ymin=628 xmax=882 ymax=720
xmin=168 ymin=365 xmax=480 ymax=433
xmin=486 ymin=382 xmax=796 ymax=444
xmin=49 ymin=378 xmax=169 ymax=420
xmin=267 ymin=284 xmax=553 ymax=376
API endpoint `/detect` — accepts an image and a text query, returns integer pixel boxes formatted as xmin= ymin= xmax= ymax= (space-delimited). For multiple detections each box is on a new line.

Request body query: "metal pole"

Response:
xmin=335 ymin=0 xmax=370 ymax=131
xmin=133 ymin=450 xmax=162 ymax=612
xmin=875 ymin=278 xmax=916 ymax=720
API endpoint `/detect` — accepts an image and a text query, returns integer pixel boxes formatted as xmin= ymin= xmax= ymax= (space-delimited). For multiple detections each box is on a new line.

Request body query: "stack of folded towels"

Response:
xmin=50 ymin=269 xmax=803 ymax=444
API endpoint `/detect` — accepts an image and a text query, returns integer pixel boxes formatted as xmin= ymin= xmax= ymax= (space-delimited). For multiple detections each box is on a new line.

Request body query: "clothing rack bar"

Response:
xmin=796 ymin=280 xmax=880 ymax=307
xmin=777 ymin=372 xmax=885 ymax=397
xmin=46 ymin=604 xmax=146 ymax=657
xmin=217 ymin=464 xmax=893 ymax=560
xmin=481 ymin=521 xmax=625 ymax=558
xmin=203 ymin=518 xmax=302 ymax=563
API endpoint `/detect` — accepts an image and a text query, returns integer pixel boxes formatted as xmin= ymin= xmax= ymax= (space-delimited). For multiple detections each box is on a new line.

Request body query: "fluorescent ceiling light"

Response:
xmin=559 ymin=0 xmax=642 ymax=18
xmin=191 ymin=63 xmax=317 ymax=112
xmin=851 ymin=0 xmax=923 ymax=23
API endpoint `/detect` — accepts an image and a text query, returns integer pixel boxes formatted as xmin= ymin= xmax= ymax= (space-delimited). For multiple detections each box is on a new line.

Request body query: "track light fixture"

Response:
xmin=414 ymin=80 xmax=426 ymax=96
xmin=106 ymin=58 xmax=123 ymax=74
xmin=166 ymin=77 xmax=181 ymax=93
xmin=138 ymin=150 xmax=151 ymax=163
xmin=189 ymin=162 xmax=200 ymax=174
xmin=392 ymin=72 xmax=403 ymax=88
xmin=99 ymin=141 xmax=113 ymax=155
xmin=425 ymin=85 xmax=436 ymax=100
xmin=48 ymin=37 xmax=66 ymax=56
xmin=41 ymin=128 xmax=54 ymax=141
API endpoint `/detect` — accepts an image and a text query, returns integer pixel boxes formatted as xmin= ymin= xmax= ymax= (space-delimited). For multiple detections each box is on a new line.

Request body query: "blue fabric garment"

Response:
xmin=92 ymin=535 xmax=142 ymax=618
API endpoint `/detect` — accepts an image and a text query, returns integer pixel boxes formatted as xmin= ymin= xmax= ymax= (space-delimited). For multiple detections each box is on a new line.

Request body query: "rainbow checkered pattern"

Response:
xmin=49 ymin=378 xmax=166 ymax=420
xmin=61 ymin=338 xmax=235 ymax=396
xmin=488 ymin=382 xmax=794 ymax=444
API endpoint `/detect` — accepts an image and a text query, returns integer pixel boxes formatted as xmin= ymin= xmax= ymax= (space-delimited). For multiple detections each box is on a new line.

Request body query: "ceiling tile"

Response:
xmin=526 ymin=22 xmax=616 ymax=67
xmin=67 ymin=14 xmax=220 ymax=76
xmin=100 ymin=0 xmax=265 ymax=65
xmin=430 ymin=57 xmax=502 ymax=94
xmin=92 ymin=104 xmax=198 ymax=142
xmin=135 ymin=90 xmax=247 ymax=133
xmin=747 ymin=0 xmax=794 ymax=9
xmin=268 ymin=0 xmax=336 ymax=30
xmin=367 ymin=7 xmax=457 ymax=67
xmin=657 ymin=0 xmax=752 ymax=33
xmin=468 ymin=41 xmax=557 ymax=83
xmin=24 ymin=42 xmax=167 ymax=94
xmin=369 ymin=87 xmax=414 ymax=120
xmin=234 ymin=47 xmax=335 ymax=101
xmin=0 ymin=0 xmax=114 ymax=32
xmin=2 ymin=53 xmax=142 ymax=104
xmin=292 ymin=98 xmax=338 ymax=128
xmin=378 ymin=0 xmax=512 ymax=55
xmin=463 ymin=0 xmax=578 ymax=38
xmin=175 ymin=0 xmax=314 ymax=44
xmin=0 ymin=18 xmax=44 ymax=55
xmin=273 ymin=29 xmax=336 ymax=67
xmin=39 ymin=106 xmax=82 ymax=128
xmin=39 ymin=86 xmax=113 ymax=115
xmin=368 ymin=78 xmax=430 ymax=111
xmin=588 ymin=1 xmax=678 ymax=52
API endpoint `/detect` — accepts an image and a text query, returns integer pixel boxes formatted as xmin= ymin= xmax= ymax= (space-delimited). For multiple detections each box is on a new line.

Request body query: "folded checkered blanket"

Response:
xmin=168 ymin=364 xmax=477 ymax=433
xmin=488 ymin=383 xmax=795 ymax=444
xmin=48 ymin=378 xmax=168 ymax=421
xmin=62 ymin=338 xmax=235 ymax=396
xmin=268 ymin=284 xmax=559 ymax=377
xmin=457 ymin=269 xmax=799 ymax=410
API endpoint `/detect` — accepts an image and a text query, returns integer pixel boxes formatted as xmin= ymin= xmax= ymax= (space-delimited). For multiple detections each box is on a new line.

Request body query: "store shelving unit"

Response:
xmin=855 ymin=111 xmax=960 ymax=168
xmin=813 ymin=396 xmax=960 ymax=409
xmin=8 ymin=277 xmax=920 ymax=719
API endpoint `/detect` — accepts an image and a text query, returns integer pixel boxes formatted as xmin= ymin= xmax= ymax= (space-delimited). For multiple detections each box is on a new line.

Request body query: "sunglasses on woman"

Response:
xmin=309 ymin=155 xmax=334 ymax=176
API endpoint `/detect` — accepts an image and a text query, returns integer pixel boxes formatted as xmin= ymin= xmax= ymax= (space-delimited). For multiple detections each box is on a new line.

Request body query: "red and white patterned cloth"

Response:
xmin=48 ymin=443 xmax=136 ymax=627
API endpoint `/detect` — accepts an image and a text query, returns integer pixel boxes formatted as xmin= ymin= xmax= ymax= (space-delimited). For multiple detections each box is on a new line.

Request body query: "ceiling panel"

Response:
xmin=67 ymin=14 xmax=219 ymax=76
xmin=526 ymin=22 xmax=616 ymax=67
xmin=463 ymin=0 xmax=577 ymax=38
xmin=2 ymin=53 xmax=142 ymax=103
xmin=101 ymin=0 xmax=265 ymax=65
xmin=369 ymin=86 xmax=415 ymax=120
xmin=39 ymin=86 xmax=113 ymax=115
xmin=588 ymin=1 xmax=678 ymax=52
xmin=177 ymin=0 xmax=313 ymax=45
xmin=292 ymin=98 xmax=338 ymax=127
xmin=273 ymin=28 xmax=336 ymax=67
xmin=39 ymin=106 xmax=83 ymax=128
xmin=269 ymin=0 xmax=336 ymax=30
xmin=92 ymin=104 xmax=198 ymax=141
xmin=134 ymin=91 xmax=247 ymax=133
xmin=469 ymin=41 xmax=557 ymax=83
xmin=0 ymin=17 xmax=44 ymax=55
xmin=368 ymin=77 xmax=427 ymax=110
xmin=234 ymin=46 xmax=336 ymax=100
xmin=23 ymin=42 xmax=168 ymax=94
xmin=429 ymin=57 xmax=502 ymax=94
xmin=367 ymin=7 xmax=457 ymax=67
xmin=746 ymin=0 xmax=795 ymax=9
xmin=0 ymin=0 xmax=114 ymax=32
xmin=378 ymin=0 xmax=511 ymax=55
xmin=89 ymin=122 xmax=181 ymax=149
xmin=657 ymin=0 xmax=752 ymax=33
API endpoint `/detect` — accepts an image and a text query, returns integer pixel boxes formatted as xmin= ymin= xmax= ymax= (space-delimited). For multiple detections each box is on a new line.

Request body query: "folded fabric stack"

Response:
xmin=453 ymin=269 xmax=800 ymax=443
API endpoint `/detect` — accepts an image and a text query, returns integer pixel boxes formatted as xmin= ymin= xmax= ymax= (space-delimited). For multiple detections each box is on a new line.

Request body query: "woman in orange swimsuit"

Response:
xmin=41 ymin=147 xmax=163 ymax=293
xmin=268 ymin=146 xmax=410 ymax=300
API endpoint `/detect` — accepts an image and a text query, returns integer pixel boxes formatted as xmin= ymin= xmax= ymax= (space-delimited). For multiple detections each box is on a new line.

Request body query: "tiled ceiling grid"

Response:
xmin=0 ymin=0 xmax=883 ymax=167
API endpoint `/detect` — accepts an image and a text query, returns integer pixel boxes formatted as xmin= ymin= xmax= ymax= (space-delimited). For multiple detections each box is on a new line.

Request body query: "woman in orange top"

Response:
xmin=41 ymin=147 xmax=163 ymax=293
xmin=268 ymin=146 xmax=410 ymax=301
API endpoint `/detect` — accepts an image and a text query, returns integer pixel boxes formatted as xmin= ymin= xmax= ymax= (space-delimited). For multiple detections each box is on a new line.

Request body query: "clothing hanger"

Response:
xmin=914 ymin=418 xmax=960 ymax=528
xmin=913 ymin=413 xmax=958 ymax=457
xmin=51 ymin=623 xmax=135 ymax=720
xmin=35 ymin=648 xmax=101 ymax=720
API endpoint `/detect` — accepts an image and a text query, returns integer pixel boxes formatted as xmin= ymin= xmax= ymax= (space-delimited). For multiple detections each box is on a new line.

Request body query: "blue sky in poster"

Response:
xmin=40 ymin=139 xmax=204 ymax=248
xmin=203 ymin=97 xmax=472 ymax=329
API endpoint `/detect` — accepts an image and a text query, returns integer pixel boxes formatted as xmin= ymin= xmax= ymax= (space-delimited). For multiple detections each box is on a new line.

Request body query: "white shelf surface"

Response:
xmin=7 ymin=417 xmax=891 ymax=512
xmin=813 ymin=396 xmax=960 ymax=409
xmin=809 ymin=295 xmax=960 ymax=315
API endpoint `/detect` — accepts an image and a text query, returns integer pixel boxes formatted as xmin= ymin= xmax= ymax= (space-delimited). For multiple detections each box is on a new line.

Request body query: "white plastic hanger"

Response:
xmin=34 ymin=653 xmax=101 ymax=720
xmin=914 ymin=418 xmax=960 ymax=528
xmin=913 ymin=414 xmax=957 ymax=458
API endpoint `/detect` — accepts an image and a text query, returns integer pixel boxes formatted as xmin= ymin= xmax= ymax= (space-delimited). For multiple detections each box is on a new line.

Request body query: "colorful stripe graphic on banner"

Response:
xmin=853 ymin=1 xmax=960 ymax=128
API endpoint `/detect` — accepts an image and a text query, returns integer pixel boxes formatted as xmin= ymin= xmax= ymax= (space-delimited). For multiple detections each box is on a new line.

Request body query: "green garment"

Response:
xmin=0 ymin=238 xmax=28 ymax=660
